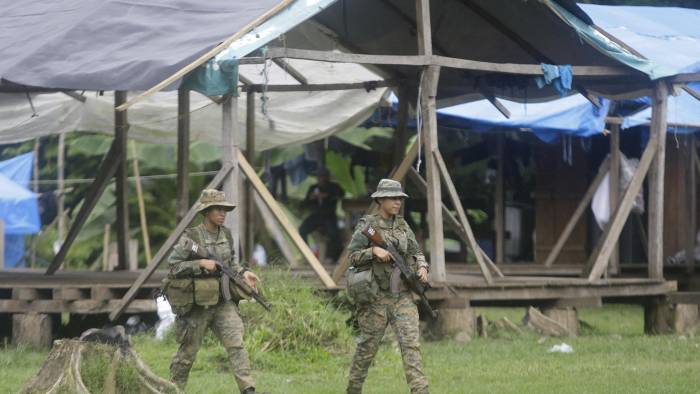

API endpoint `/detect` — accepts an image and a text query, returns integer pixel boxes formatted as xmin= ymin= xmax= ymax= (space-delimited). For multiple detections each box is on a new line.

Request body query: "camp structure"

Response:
xmin=1 ymin=0 xmax=699 ymax=345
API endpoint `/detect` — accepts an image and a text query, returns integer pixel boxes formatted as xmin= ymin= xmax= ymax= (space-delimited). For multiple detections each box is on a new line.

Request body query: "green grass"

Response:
xmin=2 ymin=275 xmax=699 ymax=393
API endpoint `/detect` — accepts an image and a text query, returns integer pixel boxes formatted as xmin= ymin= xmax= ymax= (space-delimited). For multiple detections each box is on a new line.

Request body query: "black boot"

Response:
xmin=241 ymin=388 xmax=269 ymax=394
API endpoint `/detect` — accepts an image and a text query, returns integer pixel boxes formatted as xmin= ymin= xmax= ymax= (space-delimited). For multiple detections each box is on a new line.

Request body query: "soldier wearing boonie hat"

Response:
xmin=345 ymin=179 xmax=430 ymax=394
xmin=166 ymin=189 xmax=266 ymax=394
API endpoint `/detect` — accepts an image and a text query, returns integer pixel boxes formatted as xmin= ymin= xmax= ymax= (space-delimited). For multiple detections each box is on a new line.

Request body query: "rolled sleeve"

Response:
xmin=168 ymin=236 xmax=202 ymax=278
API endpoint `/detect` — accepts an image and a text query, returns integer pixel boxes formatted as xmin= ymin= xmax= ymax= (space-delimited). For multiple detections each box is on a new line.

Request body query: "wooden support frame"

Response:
xmin=685 ymin=134 xmax=696 ymax=274
xmin=544 ymin=158 xmax=610 ymax=267
xmin=222 ymin=95 xmax=241 ymax=263
xmin=407 ymin=167 xmax=503 ymax=278
xmin=240 ymin=80 xmax=396 ymax=93
xmin=584 ymin=137 xmax=659 ymax=281
xmin=45 ymin=140 xmax=123 ymax=274
xmin=115 ymin=91 xmax=130 ymax=270
xmin=237 ymin=150 xmax=336 ymax=288
xmin=648 ymin=81 xmax=670 ymax=280
xmin=433 ymin=150 xmax=494 ymax=284
xmin=253 ymin=193 xmax=300 ymax=267
xmin=130 ymin=141 xmax=152 ymax=264
xmin=109 ymin=164 xmax=233 ymax=321
xmin=392 ymin=86 xmax=410 ymax=168
xmin=271 ymin=58 xmax=308 ymax=85
xmin=176 ymin=88 xmax=190 ymax=222
xmin=262 ymin=47 xmax=630 ymax=77
xmin=609 ymin=124 xmax=621 ymax=275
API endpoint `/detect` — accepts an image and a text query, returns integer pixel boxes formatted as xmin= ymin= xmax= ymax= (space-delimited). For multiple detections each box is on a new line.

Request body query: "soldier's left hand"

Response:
xmin=243 ymin=271 xmax=260 ymax=291
xmin=417 ymin=267 xmax=429 ymax=283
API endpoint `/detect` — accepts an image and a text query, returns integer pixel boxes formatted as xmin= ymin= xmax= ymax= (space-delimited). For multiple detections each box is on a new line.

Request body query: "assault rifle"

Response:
xmin=182 ymin=239 xmax=272 ymax=311
xmin=361 ymin=224 xmax=437 ymax=319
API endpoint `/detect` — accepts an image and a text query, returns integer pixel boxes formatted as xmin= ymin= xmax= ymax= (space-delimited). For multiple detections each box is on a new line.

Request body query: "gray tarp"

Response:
xmin=0 ymin=0 xmax=280 ymax=91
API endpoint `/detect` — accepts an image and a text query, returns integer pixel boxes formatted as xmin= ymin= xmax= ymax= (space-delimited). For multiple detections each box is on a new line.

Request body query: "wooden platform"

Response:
xmin=0 ymin=270 xmax=165 ymax=314
xmin=0 ymin=266 xmax=677 ymax=314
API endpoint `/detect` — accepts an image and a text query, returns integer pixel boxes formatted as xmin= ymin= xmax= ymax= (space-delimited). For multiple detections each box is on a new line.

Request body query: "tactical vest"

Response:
xmin=163 ymin=225 xmax=240 ymax=315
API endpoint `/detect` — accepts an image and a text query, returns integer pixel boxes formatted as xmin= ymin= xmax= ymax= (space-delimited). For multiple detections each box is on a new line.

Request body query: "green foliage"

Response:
xmin=335 ymin=127 xmax=393 ymax=151
xmin=325 ymin=151 xmax=366 ymax=198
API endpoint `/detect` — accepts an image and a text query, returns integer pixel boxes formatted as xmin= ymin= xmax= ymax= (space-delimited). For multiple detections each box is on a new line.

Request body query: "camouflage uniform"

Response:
xmin=346 ymin=180 xmax=430 ymax=394
xmin=167 ymin=190 xmax=255 ymax=393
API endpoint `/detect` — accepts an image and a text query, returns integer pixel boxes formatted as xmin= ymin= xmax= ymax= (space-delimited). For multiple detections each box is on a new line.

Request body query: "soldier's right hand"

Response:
xmin=372 ymin=246 xmax=393 ymax=263
xmin=199 ymin=259 xmax=217 ymax=271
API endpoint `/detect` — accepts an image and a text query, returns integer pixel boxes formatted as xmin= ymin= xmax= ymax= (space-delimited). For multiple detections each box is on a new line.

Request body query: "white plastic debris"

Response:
xmin=155 ymin=296 xmax=176 ymax=340
xmin=548 ymin=343 xmax=574 ymax=353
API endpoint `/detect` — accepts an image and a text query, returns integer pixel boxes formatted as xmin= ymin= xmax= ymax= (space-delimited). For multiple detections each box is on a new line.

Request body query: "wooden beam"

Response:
xmin=495 ymin=134 xmax=505 ymax=264
xmin=271 ymin=58 xmax=308 ymax=85
xmin=46 ymin=142 xmax=122 ymax=275
xmin=672 ymin=73 xmax=700 ymax=83
xmin=57 ymin=133 xmax=66 ymax=243
xmin=609 ymin=124 xmax=621 ymax=275
xmin=648 ymin=81 xmax=669 ymax=280
xmin=243 ymin=91 xmax=256 ymax=262
xmin=241 ymin=80 xmax=396 ymax=93
xmin=585 ymin=137 xmax=658 ymax=281
xmin=61 ymin=91 xmax=86 ymax=103
xmin=544 ymin=158 xmax=610 ymax=267
xmin=433 ymin=150 xmax=493 ymax=284
xmin=478 ymin=80 xmax=511 ymax=119
xmin=237 ymin=150 xmax=335 ymax=287
xmin=263 ymin=48 xmax=630 ymax=76
xmin=331 ymin=142 xmax=419 ymax=283
xmin=115 ymin=91 xmax=130 ymax=271
xmin=222 ymin=95 xmax=241 ymax=263
xmin=407 ymin=167 xmax=503 ymax=278
xmin=116 ymin=0 xmax=295 ymax=111
xmin=109 ymin=164 xmax=233 ymax=321
xmin=686 ymin=134 xmax=696 ymax=274
xmin=420 ymin=66 xmax=447 ymax=283
xmin=416 ymin=0 xmax=432 ymax=56
xmin=176 ymin=88 xmax=190 ymax=222
xmin=253 ymin=194 xmax=299 ymax=267
xmin=682 ymin=86 xmax=700 ymax=103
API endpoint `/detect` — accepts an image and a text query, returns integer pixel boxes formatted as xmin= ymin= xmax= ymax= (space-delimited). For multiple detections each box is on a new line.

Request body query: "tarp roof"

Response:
xmin=0 ymin=0 xmax=667 ymax=101
xmin=623 ymin=82 xmax=700 ymax=133
xmin=0 ymin=0 xmax=281 ymax=91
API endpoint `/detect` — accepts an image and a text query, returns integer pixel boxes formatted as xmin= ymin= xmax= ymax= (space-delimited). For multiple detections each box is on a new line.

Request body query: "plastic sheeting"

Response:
xmin=622 ymin=83 xmax=700 ymax=133
xmin=434 ymin=94 xmax=610 ymax=143
xmin=0 ymin=152 xmax=40 ymax=268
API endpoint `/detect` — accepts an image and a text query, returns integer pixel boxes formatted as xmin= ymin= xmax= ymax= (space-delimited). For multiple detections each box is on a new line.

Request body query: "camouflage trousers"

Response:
xmin=170 ymin=302 xmax=254 ymax=392
xmin=347 ymin=293 xmax=428 ymax=394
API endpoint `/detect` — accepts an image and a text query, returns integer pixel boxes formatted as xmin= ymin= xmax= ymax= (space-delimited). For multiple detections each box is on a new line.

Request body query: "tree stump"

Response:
xmin=20 ymin=339 xmax=180 ymax=394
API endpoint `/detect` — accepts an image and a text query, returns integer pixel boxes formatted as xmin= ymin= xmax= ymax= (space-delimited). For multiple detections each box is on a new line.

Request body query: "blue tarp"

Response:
xmin=0 ymin=152 xmax=40 ymax=267
xmin=623 ymin=82 xmax=700 ymax=133
xmin=580 ymin=4 xmax=700 ymax=75
xmin=436 ymin=95 xmax=610 ymax=143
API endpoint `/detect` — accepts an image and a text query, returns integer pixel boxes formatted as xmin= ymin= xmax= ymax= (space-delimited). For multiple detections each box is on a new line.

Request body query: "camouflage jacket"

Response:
xmin=168 ymin=224 xmax=243 ymax=279
xmin=347 ymin=214 xmax=429 ymax=292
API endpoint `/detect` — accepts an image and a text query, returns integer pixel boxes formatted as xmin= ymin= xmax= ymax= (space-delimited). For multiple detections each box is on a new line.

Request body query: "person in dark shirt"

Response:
xmin=299 ymin=167 xmax=344 ymax=262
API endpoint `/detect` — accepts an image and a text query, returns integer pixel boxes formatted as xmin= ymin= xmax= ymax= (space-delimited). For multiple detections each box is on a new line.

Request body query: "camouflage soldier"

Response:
xmin=164 ymin=189 xmax=264 ymax=394
xmin=345 ymin=179 xmax=430 ymax=394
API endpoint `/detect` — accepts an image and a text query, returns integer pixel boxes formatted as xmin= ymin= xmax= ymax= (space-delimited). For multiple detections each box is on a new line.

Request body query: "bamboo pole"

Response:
xmin=129 ymin=141 xmax=152 ymax=264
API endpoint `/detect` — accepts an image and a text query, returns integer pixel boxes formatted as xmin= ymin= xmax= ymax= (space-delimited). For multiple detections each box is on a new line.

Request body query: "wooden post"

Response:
xmin=102 ymin=224 xmax=110 ymax=271
xmin=495 ymin=134 xmax=505 ymax=264
xmin=393 ymin=86 xmax=410 ymax=168
xmin=648 ymin=81 xmax=669 ymax=280
xmin=176 ymin=88 xmax=190 ymax=222
xmin=243 ymin=91 xmax=256 ymax=263
xmin=115 ymin=91 xmax=130 ymax=271
xmin=544 ymin=158 xmax=610 ymax=267
xmin=253 ymin=194 xmax=299 ymax=267
xmin=110 ymin=164 xmax=233 ymax=321
xmin=609 ymin=124 xmax=621 ymax=275
xmin=686 ymin=134 xmax=696 ymax=274
xmin=222 ymin=95 xmax=241 ymax=264
xmin=585 ymin=137 xmax=658 ymax=281
xmin=130 ymin=141 xmax=152 ymax=264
